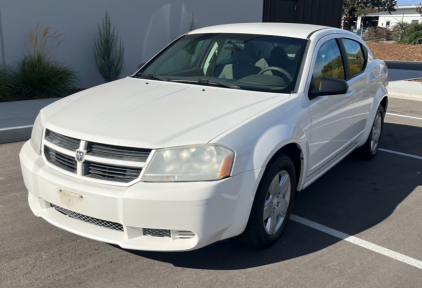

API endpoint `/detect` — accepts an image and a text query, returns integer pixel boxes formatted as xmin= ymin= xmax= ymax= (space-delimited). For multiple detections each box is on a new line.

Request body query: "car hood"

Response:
xmin=42 ymin=77 xmax=288 ymax=148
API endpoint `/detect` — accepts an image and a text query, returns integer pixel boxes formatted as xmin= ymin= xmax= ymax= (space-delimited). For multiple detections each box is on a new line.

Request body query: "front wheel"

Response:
xmin=354 ymin=105 xmax=385 ymax=160
xmin=237 ymin=154 xmax=296 ymax=249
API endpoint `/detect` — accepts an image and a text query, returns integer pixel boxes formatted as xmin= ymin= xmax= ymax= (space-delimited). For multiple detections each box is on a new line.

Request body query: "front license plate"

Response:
xmin=57 ymin=188 xmax=83 ymax=210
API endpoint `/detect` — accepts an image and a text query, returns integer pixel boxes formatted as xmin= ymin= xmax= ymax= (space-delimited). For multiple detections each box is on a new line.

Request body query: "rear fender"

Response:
xmin=359 ymin=86 xmax=388 ymax=145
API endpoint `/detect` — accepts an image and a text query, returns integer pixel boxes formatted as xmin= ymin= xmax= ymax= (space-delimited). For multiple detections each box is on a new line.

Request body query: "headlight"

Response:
xmin=142 ymin=145 xmax=234 ymax=182
xmin=30 ymin=114 xmax=44 ymax=155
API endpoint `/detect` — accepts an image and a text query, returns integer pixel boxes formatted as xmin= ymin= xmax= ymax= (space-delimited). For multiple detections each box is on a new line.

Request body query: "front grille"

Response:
xmin=43 ymin=130 xmax=151 ymax=184
xmin=44 ymin=146 xmax=77 ymax=173
xmin=51 ymin=204 xmax=124 ymax=232
xmin=87 ymin=142 xmax=151 ymax=162
xmin=45 ymin=129 xmax=80 ymax=151
xmin=143 ymin=228 xmax=171 ymax=238
xmin=86 ymin=162 xmax=142 ymax=183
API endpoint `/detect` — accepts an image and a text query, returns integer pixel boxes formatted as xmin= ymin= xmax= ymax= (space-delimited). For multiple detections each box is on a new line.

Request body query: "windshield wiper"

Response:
xmin=133 ymin=72 xmax=170 ymax=82
xmin=172 ymin=79 xmax=240 ymax=89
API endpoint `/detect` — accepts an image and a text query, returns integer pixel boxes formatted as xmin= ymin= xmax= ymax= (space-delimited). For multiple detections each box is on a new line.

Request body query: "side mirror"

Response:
xmin=309 ymin=77 xmax=349 ymax=98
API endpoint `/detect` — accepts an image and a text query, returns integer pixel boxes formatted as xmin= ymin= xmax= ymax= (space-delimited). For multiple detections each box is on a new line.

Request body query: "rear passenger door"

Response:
xmin=339 ymin=38 xmax=370 ymax=139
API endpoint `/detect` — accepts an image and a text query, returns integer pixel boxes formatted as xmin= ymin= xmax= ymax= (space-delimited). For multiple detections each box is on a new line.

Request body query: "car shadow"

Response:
xmin=114 ymin=122 xmax=421 ymax=270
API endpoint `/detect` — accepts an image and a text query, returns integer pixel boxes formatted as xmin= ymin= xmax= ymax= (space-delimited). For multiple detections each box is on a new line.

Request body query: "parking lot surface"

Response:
xmin=1 ymin=98 xmax=421 ymax=288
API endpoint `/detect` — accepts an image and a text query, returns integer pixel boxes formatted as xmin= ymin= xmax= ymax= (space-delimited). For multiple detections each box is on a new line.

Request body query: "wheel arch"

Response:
xmin=380 ymin=95 xmax=388 ymax=113
xmin=266 ymin=143 xmax=304 ymax=193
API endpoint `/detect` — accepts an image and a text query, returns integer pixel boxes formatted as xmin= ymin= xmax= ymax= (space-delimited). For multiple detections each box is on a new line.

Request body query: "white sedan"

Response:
xmin=20 ymin=23 xmax=388 ymax=251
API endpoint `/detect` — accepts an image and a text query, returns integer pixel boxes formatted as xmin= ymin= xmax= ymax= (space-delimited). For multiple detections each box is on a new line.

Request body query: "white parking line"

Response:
xmin=0 ymin=125 xmax=32 ymax=131
xmin=386 ymin=113 xmax=422 ymax=121
xmin=290 ymin=214 xmax=422 ymax=270
xmin=379 ymin=148 xmax=422 ymax=160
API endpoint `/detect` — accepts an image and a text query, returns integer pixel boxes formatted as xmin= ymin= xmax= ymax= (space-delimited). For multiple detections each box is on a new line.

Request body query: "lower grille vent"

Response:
xmin=86 ymin=162 xmax=142 ymax=183
xmin=51 ymin=204 xmax=124 ymax=232
xmin=175 ymin=231 xmax=195 ymax=239
xmin=143 ymin=228 xmax=171 ymax=238
xmin=44 ymin=147 xmax=77 ymax=173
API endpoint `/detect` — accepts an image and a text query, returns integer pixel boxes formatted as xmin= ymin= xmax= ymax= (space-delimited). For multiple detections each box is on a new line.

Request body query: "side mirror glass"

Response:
xmin=309 ymin=77 xmax=349 ymax=98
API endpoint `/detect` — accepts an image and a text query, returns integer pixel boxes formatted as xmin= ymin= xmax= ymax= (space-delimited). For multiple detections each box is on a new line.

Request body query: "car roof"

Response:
xmin=188 ymin=23 xmax=340 ymax=39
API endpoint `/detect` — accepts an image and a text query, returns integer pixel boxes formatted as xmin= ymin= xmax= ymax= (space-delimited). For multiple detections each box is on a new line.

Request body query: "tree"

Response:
xmin=343 ymin=0 xmax=397 ymax=30
xmin=417 ymin=4 xmax=422 ymax=16
xmin=94 ymin=11 xmax=125 ymax=83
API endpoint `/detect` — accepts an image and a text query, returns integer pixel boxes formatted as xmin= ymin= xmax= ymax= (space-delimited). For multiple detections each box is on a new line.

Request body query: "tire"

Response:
xmin=354 ymin=105 xmax=385 ymax=160
xmin=237 ymin=153 xmax=296 ymax=249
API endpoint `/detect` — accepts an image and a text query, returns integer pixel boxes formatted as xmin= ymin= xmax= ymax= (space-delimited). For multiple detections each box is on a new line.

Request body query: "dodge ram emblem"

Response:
xmin=75 ymin=150 xmax=85 ymax=162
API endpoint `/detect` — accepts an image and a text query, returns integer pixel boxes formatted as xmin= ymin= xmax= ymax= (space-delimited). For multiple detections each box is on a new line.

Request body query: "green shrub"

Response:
xmin=13 ymin=24 xmax=77 ymax=98
xmin=392 ymin=22 xmax=411 ymax=42
xmin=399 ymin=23 xmax=422 ymax=44
xmin=94 ymin=11 xmax=125 ymax=82
xmin=0 ymin=64 xmax=14 ymax=101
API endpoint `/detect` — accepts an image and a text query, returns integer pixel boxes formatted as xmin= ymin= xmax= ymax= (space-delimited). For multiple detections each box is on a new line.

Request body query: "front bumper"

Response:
xmin=20 ymin=141 xmax=262 ymax=251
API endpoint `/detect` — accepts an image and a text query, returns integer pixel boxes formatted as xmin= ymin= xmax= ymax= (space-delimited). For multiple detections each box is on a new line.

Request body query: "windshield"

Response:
xmin=136 ymin=33 xmax=308 ymax=93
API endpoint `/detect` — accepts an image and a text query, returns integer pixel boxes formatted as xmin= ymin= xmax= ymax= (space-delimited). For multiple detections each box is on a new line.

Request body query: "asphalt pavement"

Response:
xmin=0 ymin=98 xmax=421 ymax=288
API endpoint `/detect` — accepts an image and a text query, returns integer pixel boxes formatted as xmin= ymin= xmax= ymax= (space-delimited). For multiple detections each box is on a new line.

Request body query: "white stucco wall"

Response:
xmin=361 ymin=6 xmax=422 ymax=28
xmin=0 ymin=0 xmax=263 ymax=88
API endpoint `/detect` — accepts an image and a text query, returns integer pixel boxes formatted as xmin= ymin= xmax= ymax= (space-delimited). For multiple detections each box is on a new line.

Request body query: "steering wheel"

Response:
xmin=259 ymin=66 xmax=293 ymax=82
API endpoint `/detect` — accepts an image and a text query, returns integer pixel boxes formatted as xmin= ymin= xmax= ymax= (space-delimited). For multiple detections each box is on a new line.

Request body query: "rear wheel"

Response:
xmin=237 ymin=154 xmax=296 ymax=249
xmin=354 ymin=105 xmax=385 ymax=160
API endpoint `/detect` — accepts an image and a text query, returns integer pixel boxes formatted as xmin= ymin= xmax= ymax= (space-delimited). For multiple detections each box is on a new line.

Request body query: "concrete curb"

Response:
xmin=0 ymin=125 xmax=32 ymax=144
xmin=388 ymin=90 xmax=422 ymax=102
xmin=0 ymin=97 xmax=59 ymax=145
xmin=385 ymin=61 xmax=422 ymax=71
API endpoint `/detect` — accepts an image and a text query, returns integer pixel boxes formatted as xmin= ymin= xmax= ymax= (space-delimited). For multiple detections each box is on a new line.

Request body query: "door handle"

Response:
xmin=371 ymin=76 xmax=379 ymax=82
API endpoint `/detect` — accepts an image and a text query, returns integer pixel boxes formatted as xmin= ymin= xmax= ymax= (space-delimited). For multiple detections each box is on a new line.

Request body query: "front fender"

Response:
xmin=250 ymin=123 xmax=308 ymax=186
xmin=211 ymin=94 xmax=311 ymax=190
xmin=211 ymin=122 xmax=309 ymax=235
xmin=213 ymin=121 xmax=309 ymax=190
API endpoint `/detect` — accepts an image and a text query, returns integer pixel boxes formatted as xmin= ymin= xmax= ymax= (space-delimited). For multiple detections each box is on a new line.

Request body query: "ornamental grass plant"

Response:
xmin=13 ymin=24 xmax=77 ymax=98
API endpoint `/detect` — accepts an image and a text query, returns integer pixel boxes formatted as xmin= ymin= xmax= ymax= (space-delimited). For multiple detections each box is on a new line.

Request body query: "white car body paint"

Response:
xmin=20 ymin=23 xmax=388 ymax=251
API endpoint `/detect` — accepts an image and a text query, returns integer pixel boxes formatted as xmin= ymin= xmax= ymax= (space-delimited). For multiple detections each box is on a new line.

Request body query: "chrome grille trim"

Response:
xmin=44 ymin=146 xmax=77 ymax=173
xmin=87 ymin=142 xmax=151 ymax=162
xmin=43 ymin=129 xmax=152 ymax=184
xmin=86 ymin=161 xmax=142 ymax=183
xmin=45 ymin=129 xmax=80 ymax=151
xmin=51 ymin=204 xmax=124 ymax=232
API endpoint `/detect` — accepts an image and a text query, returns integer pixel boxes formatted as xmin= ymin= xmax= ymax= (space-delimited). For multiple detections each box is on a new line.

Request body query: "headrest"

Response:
xmin=231 ymin=44 xmax=256 ymax=64
xmin=269 ymin=46 xmax=289 ymax=65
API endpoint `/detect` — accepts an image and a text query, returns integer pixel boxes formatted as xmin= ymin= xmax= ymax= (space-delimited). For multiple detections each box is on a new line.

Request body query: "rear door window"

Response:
xmin=341 ymin=39 xmax=365 ymax=78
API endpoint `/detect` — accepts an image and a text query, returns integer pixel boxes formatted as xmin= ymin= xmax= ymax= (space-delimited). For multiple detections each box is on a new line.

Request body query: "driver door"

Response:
xmin=307 ymin=38 xmax=354 ymax=177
